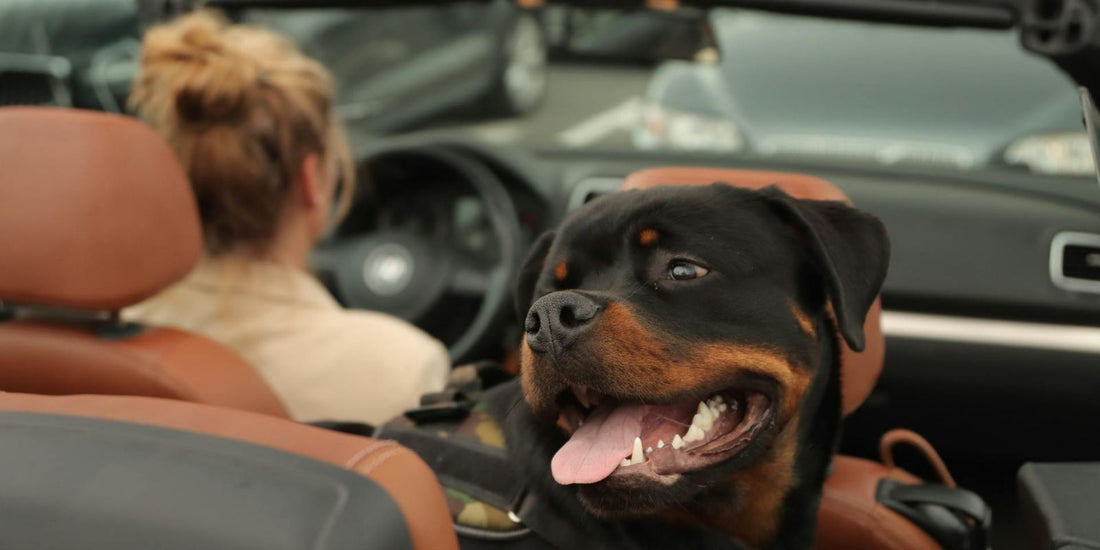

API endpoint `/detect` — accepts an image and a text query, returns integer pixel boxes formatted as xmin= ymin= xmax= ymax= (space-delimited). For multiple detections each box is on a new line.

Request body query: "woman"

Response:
xmin=126 ymin=10 xmax=449 ymax=425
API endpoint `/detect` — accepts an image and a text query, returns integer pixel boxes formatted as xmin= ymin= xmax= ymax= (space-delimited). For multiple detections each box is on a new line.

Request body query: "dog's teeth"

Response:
xmin=657 ymin=440 xmax=665 ymax=449
xmin=672 ymin=434 xmax=685 ymax=450
xmin=697 ymin=402 xmax=714 ymax=423
xmin=691 ymin=402 xmax=714 ymax=432
xmin=693 ymin=410 xmax=714 ymax=432
xmin=646 ymin=446 xmax=653 ymax=454
xmin=620 ymin=458 xmax=631 ymax=468
xmin=718 ymin=403 xmax=728 ymax=413
xmin=624 ymin=435 xmax=642 ymax=466
xmin=631 ymin=437 xmax=644 ymax=464
xmin=684 ymin=424 xmax=705 ymax=442
xmin=690 ymin=413 xmax=711 ymax=432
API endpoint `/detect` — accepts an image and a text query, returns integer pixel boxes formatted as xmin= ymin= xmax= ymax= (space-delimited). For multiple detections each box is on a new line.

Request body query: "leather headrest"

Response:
xmin=0 ymin=107 xmax=202 ymax=312
xmin=621 ymin=167 xmax=885 ymax=416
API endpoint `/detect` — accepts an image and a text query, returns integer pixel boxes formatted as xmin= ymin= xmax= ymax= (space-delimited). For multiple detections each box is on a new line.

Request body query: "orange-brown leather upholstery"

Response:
xmin=622 ymin=167 xmax=939 ymax=550
xmin=0 ymin=321 xmax=286 ymax=417
xmin=0 ymin=107 xmax=202 ymax=311
xmin=621 ymin=166 xmax=885 ymax=417
xmin=0 ymin=392 xmax=460 ymax=550
xmin=0 ymin=107 xmax=288 ymax=416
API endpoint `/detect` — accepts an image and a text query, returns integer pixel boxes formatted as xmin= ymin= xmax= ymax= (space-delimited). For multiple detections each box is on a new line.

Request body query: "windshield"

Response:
xmin=245 ymin=5 xmax=1091 ymax=176
xmin=2 ymin=2 xmax=1092 ymax=177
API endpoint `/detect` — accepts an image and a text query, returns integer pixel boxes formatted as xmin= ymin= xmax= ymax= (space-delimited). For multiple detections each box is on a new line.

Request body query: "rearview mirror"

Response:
xmin=541 ymin=6 xmax=716 ymax=64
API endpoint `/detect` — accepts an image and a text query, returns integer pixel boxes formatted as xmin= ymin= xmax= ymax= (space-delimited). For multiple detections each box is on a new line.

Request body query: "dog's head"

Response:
xmin=514 ymin=183 xmax=889 ymax=527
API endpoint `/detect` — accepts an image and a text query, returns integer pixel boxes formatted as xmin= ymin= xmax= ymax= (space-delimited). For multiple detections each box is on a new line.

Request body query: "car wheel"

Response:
xmin=484 ymin=12 xmax=547 ymax=116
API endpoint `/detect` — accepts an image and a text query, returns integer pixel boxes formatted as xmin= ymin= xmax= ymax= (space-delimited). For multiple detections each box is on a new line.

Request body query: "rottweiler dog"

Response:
xmin=481 ymin=182 xmax=890 ymax=549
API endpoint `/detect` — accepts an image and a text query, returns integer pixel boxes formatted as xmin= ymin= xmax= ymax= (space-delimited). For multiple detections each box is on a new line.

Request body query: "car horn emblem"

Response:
xmin=363 ymin=244 xmax=414 ymax=296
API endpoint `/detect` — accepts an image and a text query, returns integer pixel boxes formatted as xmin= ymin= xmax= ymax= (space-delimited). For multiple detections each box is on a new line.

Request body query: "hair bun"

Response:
xmin=129 ymin=9 xmax=355 ymax=255
xmin=137 ymin=10 xmax=260 ymax=126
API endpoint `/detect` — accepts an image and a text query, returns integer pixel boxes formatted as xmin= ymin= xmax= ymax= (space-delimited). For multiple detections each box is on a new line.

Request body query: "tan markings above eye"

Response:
xmin=639 ymin=228 xmax=659 ymax=246
xmin=554 ymin=260 xmax=568 ymax=282
xmin=786 ymin=299 xmax=817 ymax=338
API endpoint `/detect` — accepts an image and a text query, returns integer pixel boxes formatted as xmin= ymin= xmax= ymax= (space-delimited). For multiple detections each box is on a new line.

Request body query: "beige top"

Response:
xmin=125 ymin=257 xmax=449 ymax=425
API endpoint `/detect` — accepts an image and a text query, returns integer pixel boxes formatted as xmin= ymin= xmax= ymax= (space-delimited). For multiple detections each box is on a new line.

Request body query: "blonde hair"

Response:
xmin=129 ymin=10 xmax=354 ymax=255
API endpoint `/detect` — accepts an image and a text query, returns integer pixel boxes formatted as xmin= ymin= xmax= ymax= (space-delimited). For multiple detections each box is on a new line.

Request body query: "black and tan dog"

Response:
xmin=481 ymin=182 xmax=890 ymax=549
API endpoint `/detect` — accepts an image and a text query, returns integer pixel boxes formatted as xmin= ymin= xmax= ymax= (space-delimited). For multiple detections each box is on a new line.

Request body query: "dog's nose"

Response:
xmin=525 ymin=291 xmax=602 ymax=353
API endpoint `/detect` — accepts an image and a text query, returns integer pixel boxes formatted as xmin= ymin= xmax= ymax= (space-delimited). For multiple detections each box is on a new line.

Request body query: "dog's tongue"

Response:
xmin=551 ymin=402 xmax=646 ymax=485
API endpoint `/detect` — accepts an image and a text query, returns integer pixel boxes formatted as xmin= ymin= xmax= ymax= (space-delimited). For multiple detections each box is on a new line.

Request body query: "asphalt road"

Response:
xmin=429 ymin=62 xmax=654 ymax=149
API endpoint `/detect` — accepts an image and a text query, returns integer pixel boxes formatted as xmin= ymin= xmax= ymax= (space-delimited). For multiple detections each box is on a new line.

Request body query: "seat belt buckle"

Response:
xmin=404 ymin=391 xmax=474 ymax=423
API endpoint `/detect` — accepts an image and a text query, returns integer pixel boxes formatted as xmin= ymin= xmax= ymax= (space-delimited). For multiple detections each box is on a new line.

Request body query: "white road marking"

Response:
xmin=466 ymin=121 xmax=525 ymax=144
xmin=557 ymin=97 xmax=644 ymax=148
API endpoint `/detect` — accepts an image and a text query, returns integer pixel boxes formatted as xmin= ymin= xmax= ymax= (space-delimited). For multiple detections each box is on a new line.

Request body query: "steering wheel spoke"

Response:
xmin=449 ymin=258 xmax=494 ymax=296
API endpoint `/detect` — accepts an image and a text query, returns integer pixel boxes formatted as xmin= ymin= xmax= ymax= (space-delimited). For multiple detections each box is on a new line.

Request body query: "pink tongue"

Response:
xmin=551 ymin=403 xmax=647 ymax=485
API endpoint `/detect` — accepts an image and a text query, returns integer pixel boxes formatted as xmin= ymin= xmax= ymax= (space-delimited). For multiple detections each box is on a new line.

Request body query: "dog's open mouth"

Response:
xmin=551 ymin=385 xmax=774 ymax=486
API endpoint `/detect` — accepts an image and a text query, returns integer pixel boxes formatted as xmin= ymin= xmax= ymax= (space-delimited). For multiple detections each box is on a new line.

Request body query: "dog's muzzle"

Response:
xmin=526 ymin=291 xmax=602 ymax=354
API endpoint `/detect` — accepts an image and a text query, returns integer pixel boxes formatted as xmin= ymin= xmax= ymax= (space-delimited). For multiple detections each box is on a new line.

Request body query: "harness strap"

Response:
xmin=374 ymin=424 xmax=523 ymax=512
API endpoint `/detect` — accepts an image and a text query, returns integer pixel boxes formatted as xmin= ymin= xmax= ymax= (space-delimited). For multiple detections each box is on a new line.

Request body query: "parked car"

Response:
xmin=635 ymin=9 xmax=1093 ymax=176
xmin=0 ymin=0 xmax=548 ymax=133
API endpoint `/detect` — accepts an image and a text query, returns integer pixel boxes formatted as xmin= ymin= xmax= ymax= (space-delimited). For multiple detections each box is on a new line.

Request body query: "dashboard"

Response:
xmin=342 ymin=140 xmax=1100 ymax=330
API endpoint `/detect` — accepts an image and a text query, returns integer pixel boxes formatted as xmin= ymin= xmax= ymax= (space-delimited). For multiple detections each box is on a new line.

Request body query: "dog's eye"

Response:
xmin=667 ymin=260 xmax=709 ymax=281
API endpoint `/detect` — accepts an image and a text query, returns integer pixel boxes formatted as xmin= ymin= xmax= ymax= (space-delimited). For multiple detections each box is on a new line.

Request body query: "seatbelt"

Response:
xmin=374 ymin=423 xmax=522 ymax=513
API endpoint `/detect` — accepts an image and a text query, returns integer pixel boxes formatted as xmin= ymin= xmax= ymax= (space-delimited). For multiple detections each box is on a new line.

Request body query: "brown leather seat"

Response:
xmin=0 ymin=391 xmax=460 ymax=550
xmin=0 ymin=106 xmax=286 ymax=416
xmin=621 ymin=167 xmax=943 ymax=550
xmin=0 ymin=106 xmax=458 ymax=549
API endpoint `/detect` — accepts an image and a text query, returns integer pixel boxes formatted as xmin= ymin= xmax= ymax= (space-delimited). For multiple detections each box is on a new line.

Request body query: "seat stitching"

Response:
xmin=358 ymin=447 xmax=407 ymax=475
xmin=343 ymin=440 xmax=392 ymax=469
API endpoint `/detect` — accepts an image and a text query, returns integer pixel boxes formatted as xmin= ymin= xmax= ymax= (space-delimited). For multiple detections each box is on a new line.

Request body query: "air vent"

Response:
xmin=1050 ymin=232 xmax=1100 ymax=293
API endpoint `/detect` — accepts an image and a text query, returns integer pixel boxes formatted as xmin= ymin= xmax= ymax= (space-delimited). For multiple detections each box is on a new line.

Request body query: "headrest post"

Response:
xmin=94 ymin=311 xmax=144 ymax=341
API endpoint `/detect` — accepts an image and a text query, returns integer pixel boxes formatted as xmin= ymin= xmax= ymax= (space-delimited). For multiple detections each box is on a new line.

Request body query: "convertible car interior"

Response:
xmin=2 ymin=0 xmax=1100 ymax=549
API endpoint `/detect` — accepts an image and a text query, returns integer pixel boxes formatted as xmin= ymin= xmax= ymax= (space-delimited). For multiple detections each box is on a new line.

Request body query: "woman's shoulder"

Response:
xmin=321 ymin=308 xmax=447 ymax=359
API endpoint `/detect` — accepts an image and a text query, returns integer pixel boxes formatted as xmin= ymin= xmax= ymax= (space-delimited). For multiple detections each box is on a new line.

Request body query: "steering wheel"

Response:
xmin=311 ymin=146 xmax=522 ymax=364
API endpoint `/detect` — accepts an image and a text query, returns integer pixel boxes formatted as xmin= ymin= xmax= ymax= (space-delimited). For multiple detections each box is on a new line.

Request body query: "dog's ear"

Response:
xmin=514 ymin=231 xmax=556 ymax=324
xmin=760 ymin=186 xmax=890 ymax=351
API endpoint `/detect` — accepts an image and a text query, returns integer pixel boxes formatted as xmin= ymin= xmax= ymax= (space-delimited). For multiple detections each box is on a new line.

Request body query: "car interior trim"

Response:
xmin=566 ymin=176 xmax=623 ymax=211
xmin=882 ymin=310 xmax=1100 ymax=354
xmin=1049 ymin=231 xmax=1100 ymax=295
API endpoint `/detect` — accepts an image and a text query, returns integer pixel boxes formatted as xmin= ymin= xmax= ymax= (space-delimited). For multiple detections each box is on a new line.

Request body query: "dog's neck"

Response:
xmin=492 ymin=318 xmax=843 ymax=550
